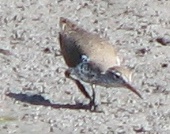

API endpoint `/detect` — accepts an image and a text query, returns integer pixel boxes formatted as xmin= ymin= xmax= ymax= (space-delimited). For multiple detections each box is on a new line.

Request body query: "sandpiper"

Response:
xmin=58 ymin=17 xmax=142 ymax=111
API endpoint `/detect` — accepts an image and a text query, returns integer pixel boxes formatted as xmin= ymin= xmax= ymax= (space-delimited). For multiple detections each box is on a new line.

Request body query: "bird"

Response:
xmin=58 ymin=17 xmax=142 ymax=111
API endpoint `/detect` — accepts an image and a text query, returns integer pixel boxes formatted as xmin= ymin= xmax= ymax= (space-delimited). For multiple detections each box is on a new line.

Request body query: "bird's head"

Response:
xmin=104 ymin=67 xmax=142 ymax=99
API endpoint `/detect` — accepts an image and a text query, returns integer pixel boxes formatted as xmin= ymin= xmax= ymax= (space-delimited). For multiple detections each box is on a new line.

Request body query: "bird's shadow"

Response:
xmin=6 ymin=92 xmax=90 ymax=110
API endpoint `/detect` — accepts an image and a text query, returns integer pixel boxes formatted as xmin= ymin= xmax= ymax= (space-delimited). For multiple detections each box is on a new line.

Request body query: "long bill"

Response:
xmin=123 ymin=82 xmax=143 ymax=99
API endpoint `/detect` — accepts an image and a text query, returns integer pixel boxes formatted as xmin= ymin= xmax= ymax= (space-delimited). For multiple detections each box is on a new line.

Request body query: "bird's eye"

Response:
xmin=113 ymin=72 xmax=122 ymax=79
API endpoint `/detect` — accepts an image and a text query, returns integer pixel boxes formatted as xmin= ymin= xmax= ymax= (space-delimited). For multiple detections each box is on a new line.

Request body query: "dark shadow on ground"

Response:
xmin=6 ymin=92 xmax=90 ymax=110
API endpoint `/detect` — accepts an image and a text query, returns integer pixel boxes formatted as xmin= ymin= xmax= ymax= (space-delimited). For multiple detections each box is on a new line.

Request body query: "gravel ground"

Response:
xmin=1 ymin=0 xmax=170 ymax=133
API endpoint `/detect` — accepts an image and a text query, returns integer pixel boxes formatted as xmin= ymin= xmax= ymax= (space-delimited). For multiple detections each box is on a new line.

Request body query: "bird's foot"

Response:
xmin=89 ymin=99 xmax=103 ymax=112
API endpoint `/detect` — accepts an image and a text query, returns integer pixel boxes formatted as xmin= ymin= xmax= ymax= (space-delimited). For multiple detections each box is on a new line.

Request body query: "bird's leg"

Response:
xmin=89 ymin=84 xmax=102 ymax=112
xmin=65 ymin=69 xmax=91 ymax=101
xmin=65 ymin=69 xmax=102 ymax=112
xmin=89 ymin=84 xmax=96 ymax=111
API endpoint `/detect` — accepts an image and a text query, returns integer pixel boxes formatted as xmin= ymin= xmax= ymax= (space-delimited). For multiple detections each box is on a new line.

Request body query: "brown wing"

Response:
xmin=59 ymin=17 xmax=120 ymax=70
xmin=59 ymin=32 xmax=83 ymax=67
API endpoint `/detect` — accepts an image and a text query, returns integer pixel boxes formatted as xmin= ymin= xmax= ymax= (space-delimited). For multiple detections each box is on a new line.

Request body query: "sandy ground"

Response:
xmin=1 ymin=0 xmax=170 ymax=133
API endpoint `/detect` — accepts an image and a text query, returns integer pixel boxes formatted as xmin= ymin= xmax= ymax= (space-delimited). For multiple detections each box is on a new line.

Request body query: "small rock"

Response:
xmin=156 ymin=36 xmax=170 ymax=46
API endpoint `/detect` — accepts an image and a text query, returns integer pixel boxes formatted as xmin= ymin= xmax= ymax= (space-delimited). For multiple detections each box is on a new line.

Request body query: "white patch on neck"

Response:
xmin=81 ymin=55 xmax=90 ymax=62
